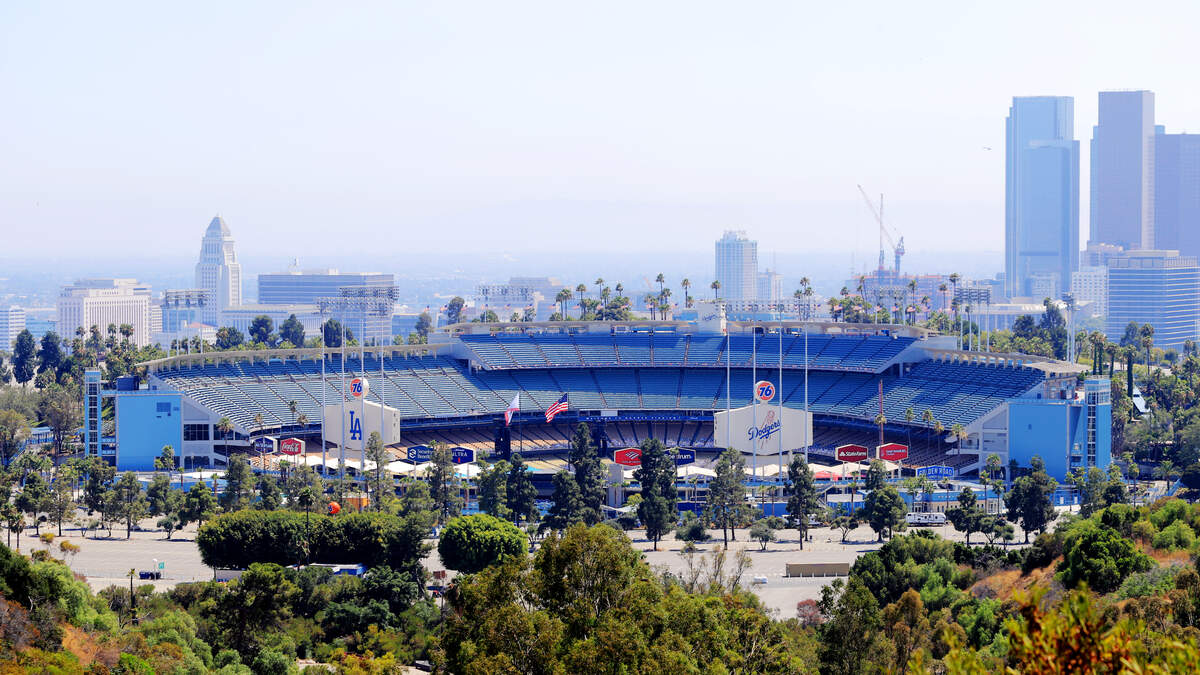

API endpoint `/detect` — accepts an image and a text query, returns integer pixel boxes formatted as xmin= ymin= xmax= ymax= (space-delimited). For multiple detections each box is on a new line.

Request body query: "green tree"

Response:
xmin=633 ymin=438 xmax=676 ymax=550
xmin=544 ymin=470 xmax=584 ymax=531
xmin=1057 ymin=521 xmax=1153 ymax=593
xmin=247 ymin=315 xmax=275 ymax=346
xmin=38 ymin=385 xmax=81 ymax=461
xmin=255 ymin=475 xmax=282 ymax=510
xmin=445 ymin=296 xmax=466 ymax=325
xmin=1006 ymin=456 xmax=1058 ymax=542
xmin=568 ymin=423 xmax=605 ymax=525
xmin=817 ymin=577 xmax=885 ymax=675
xmin=14 ymin=473 xmax=48 ymax=535
xmin=437 ymin=514 xmax=526 ymax=574
xmin=365 ymin=431 xmax=391 ymax=511
xmin=707 ymin=448 xmax=750 ymax=548
xmin=414 ymin=311 xmax=433 ymax=340
xmin=278 ymin=314 xmax=305 ymax=347
xmin=0 ymin=409 xmax=31 ymax=468
xmin=11 ymin=329 xmax=37 ymax=385
xmin=864 ymin=484 xmax=907 ymax=541
xmin=946 ymin=487 xmax=987 ymax=545
xmin=321 ymin=318 xmax=353 ymax=347
xmin=477 ymin=460 xmax=512 ymax=520
xmin=427 ymin=443 xmax=462 ymax=525
xmin=785 ymin=455 xmax=820 ymax=549
xmin=36 ymin=331 xmax=65 ymax=378
xmin=46 ymin=468 xmax=76 ymax=536
xmin=212 ymin=563 xmax=301 ymax=657
xmin=181 ymin=482 xmax=218 ymax=529
xmin=145 ymin=473 xmax=175 ymax=517
xmin=220 ymin=454 xmax=254 ymax=512
xmin=505 ymin=453 xmax=538 ymax=524
xmin=749 ymin=519 xmax=776 ymax=550
xmin=214 ymin=326 xmax=245 ymax=351
xmin=112 ymin=471 xmax=148 ymax=539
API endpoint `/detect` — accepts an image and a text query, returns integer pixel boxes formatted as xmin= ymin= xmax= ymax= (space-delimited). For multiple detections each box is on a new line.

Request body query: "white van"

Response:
xmin=905 ymin=512 xmax=947 ymax=526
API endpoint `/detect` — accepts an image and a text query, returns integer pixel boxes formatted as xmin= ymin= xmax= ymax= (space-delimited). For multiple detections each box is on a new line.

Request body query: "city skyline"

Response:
xmin=7 ymin=3 xmax=1200 ymax=263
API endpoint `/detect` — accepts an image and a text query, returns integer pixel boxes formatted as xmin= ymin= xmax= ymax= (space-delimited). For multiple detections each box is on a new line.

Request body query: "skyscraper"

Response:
xmin=1154 ymin=131 xmax=1200 ymax=258
xmin=715 ymin=230 xmax=757 ymax=303
xmin=1105 ymin=250 xmax=1200 ymax=349
xmin=1005 ymin=96 xmax=1079 ymax=298
xmin=194 ymin=216 xmax=242 ymax=325
xmin=1091 ymin=90 xmax=1156 ymax=250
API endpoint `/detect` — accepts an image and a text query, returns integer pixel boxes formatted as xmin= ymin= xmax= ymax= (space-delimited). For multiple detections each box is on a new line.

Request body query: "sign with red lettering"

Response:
xmin=835 ymin=444 xmax=869 ymax=462
xmin=613 ymin=448 xmax=642 ymax=466
xmin=878 ymin=443 xmax=909 ymax=461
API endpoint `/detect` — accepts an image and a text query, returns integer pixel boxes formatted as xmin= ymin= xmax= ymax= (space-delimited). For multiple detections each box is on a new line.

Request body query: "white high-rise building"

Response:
xmin=715 ymin=230 xmax=758 ymax=302
xmin=0 ymin=307 xmax=25 ymax=349
xmin=1071 ymin=266 xmax=1108 ymax=317
xmin=194 ymin=215 xmax=242 ymax=325
xmin=57 ymin=279 xmax=153 ymax=347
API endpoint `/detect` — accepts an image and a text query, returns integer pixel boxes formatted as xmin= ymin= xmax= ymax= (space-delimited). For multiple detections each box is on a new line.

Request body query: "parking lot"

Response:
xmin=43 ymin=515 xmax=1036 ymax=618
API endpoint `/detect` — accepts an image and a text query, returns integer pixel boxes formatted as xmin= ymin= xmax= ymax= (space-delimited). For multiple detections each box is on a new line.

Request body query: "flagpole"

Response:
xmin=751 ymin=309 xmax=757 ymax=499
xmin=778 ymin=307 xmax=784 ymax=505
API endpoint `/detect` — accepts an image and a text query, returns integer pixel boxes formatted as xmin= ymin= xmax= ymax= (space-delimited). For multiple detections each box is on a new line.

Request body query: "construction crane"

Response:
xmin=856 ymin=184 xmax=905 ymax=274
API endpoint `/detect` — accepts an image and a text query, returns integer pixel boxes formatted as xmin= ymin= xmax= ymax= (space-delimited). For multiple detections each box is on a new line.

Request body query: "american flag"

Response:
xmin=544 ymin=393 xmax=568 ymax=423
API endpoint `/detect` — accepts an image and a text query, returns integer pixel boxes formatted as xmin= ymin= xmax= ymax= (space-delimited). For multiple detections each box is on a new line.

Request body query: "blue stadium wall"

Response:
xmin=115 ymin=393 xmax=183 ymax=471
xmin=1008 ymin=397 xmax=1111 ymax=482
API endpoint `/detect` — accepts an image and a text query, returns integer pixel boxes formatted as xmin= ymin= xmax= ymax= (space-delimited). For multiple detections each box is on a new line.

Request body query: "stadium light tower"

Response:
xmin=317 ymin=285 xmax=399 ymax=498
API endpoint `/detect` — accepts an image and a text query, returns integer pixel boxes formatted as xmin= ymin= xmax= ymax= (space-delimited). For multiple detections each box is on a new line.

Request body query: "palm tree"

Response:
xmin=681 ymin=278 xmax=692 ymax=308
xmin=656 ymin=273 xmax=665 ymax=296
xmin=644 ymin=294 xmax=659 ymax=320
xmin=907 ymin=279 xmax=918 ymax=325
xmin=575 ymin=284 xmax=587 ymax=318
xmin=950 ymin=423 xmax=966 ymax=456
xmin=252 ymin=413 xmax=265 ymax=471
xmin=659 ymin=288 xmax=672 ymax=320
xmin=933 ymin=420 xmax=945 ymax=455
xmin=1088 ymin=332 xmax=1106 ymax=375
xmin=288 ymin=400 xmax=299 ymax=426
xmin=297 ymin=413 xmax=309 ymax=428
xmin=904 ymin=407 xmax=915 ymax=449
xmin=555 ymin=289 xmax=572 ymax=319
xmin=615 ymin=282 xmax=624 ymax=298
xmin=948 ymin=273 xmax=961 ymax=347
xmin=216 ymin=417 xmax=234 ymax=441
xmin=874 ymin=413 xmax=887 ymax=450
xmin=711 ymin=280 xmax=721 ymax=301
xmin=594 ymin=278 xmax=604 ymax=300
xmin=827 ymin=297 xmax=840 ymax=322
xmin=920 ymin=295 xmax=931 ymax=324
xmin=1140 ymin=323 xmax=1155 ymax=374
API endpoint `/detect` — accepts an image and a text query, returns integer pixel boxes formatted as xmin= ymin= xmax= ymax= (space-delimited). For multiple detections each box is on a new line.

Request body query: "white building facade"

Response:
xmin=1071 ymin=266 xmax=1108 ymax=317
xmin=0 ymin=307 xmax=25 ymax=349
xmin=715 ymin=230 xmax=758 ymax=302
xmin=56 ymin=279 xmax=153 ymax=347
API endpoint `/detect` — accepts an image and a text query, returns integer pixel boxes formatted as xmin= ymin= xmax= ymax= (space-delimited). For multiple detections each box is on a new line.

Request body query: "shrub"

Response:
xmin=1131 ymin=519 xmax=1157 ymax=544
xmin=437 ymin=514 xmax=526 ymax=574
xmin=674 ymin=511 xmax=711 ymax=542
xmin=197 ymin=510 xmax=431 ymax=577
xmin=1021 ymin=531 xmax=1063 ymax=575
xmin=1148 ymin=498 xmax=1189 ymax=530
xmin=1152 ymin=521 xmax=1195 ymax=551
xmin=1117 ymin=565 xmax=1183 ymax=599
xmin=749 ymin=519 xmax=776 ymax=550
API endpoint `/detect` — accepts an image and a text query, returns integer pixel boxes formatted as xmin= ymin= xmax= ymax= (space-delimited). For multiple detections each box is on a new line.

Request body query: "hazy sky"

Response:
xmin=4 ymin=1 xmax=1200 ymax=271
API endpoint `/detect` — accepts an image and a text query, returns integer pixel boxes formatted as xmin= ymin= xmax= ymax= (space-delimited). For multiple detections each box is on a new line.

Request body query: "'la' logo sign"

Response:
xmin=349 ymin=411 xmax=362 ymax=441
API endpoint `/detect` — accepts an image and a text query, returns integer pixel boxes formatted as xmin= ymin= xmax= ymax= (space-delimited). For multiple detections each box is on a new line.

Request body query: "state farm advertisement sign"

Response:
xmin=835 ymin=444 xmax=869 ymax=462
